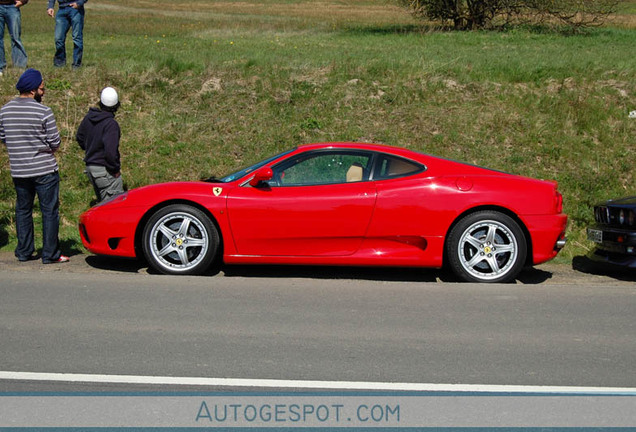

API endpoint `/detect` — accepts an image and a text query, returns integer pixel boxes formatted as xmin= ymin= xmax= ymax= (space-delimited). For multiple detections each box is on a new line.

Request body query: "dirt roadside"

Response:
xmin=1 ymin=251 xmax=633 ymax=285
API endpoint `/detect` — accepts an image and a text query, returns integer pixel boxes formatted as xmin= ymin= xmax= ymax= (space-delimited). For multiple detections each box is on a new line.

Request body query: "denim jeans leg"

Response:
xmin=36 ymin=172 xmax=62 ymax=263
xmin=13 ymin=177 xmax=36 ymax=260
xmin=70 ymin=7 xmax=84 ymax=67
xmin=53 ymin=9 xmax=70 ymax=67
xmin=0 ymin=6 xmax=7 ymax=70
xmin=6 ymin=5 xmax=27 ymax=68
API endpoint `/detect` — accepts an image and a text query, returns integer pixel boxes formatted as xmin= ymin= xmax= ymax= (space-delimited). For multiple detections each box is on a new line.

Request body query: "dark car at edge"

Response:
xmin=587 ymin=196 xmax=636 ymax=269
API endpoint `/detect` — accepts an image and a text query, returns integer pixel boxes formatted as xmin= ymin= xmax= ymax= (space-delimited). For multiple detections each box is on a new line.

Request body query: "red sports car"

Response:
xmin=79 ymin=142 xmax=567 ymax=283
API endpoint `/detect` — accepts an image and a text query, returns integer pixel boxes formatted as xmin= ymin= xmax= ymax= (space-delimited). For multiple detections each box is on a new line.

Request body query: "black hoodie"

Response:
xmin=76 ymin=107 xmax=121 ymax=174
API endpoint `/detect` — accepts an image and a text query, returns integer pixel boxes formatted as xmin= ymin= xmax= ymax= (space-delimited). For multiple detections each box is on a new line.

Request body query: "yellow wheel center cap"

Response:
xmin=484 ymin=246 xmax=492 ymax=254
xmin=176 ymin=238 xmax=183 ymax=246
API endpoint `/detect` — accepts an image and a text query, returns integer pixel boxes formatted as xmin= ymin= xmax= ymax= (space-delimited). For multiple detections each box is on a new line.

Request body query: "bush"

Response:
xmin=528 ymin=0 xmax=622 ymax=29
xmin=398 ymin=0 xmax=622 ymax=30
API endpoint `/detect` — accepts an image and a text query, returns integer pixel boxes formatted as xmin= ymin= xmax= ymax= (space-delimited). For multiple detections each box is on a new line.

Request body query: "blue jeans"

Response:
xmin=13 ymin=172 xmax=63 ymax=263
xmin=0 ymin=4 xmax=27 ymax=70
xmin=54 ymin=6 xmax=84 ymax=67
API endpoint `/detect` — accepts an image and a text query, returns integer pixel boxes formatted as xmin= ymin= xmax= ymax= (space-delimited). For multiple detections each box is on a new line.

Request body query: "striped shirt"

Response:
xmin=0 ymin=97 xmax=61 ymax=178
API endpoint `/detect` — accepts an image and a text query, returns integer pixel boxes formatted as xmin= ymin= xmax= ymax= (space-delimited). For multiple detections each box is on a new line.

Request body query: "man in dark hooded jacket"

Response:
xmin=76 ymin=86 xmax=124 ymax=202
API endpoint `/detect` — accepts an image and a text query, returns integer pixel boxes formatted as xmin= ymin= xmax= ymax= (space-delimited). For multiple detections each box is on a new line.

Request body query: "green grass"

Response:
xmin=1 ymin=0 xmax=635 ymax=263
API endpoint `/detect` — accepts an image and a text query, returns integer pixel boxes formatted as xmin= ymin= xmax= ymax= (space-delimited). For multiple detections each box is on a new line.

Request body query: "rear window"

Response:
xmin=375 ymin=155 xmax=424 ymax=179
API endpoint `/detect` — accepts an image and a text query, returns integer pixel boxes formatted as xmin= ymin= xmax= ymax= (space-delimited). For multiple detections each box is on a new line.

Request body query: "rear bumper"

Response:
xmin=523 ymin=213 xmax=568 ymax=265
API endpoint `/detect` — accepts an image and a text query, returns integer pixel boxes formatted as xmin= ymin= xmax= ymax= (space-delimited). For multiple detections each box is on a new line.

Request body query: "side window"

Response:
xmin=376 ymin=155 xmax=423 ymax=180
xmin=273 ymin=151 xmax=372 ymax=186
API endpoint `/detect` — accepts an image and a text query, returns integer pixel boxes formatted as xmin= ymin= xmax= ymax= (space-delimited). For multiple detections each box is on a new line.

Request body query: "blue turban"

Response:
xmin=16 ymin=68 xmax=43 ymax=93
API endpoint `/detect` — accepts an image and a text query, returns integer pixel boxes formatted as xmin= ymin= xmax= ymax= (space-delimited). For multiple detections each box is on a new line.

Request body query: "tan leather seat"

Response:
xmin=346 ymin=163 xmax=364 ymax=182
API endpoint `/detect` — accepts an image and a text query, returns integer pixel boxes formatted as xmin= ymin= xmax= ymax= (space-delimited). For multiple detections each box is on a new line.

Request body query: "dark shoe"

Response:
xmin=43 ymin=255 xmax=70 ymax=264
xmin=18 ymin=254 xmax=39 ymax=262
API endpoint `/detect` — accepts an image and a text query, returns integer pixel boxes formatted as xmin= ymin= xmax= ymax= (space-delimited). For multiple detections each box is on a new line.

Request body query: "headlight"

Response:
xmin=619 ymin=209 xmax=625 ymax=225
xmin=594 ymin=207 xmax=604 ymax=223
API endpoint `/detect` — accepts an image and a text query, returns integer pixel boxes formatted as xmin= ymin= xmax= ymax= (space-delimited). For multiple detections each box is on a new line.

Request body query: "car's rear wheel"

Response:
xmin=142 ymin=204 xmax=219 ymax=275
xmin=446 ymin=211 xmax=527 ymax=283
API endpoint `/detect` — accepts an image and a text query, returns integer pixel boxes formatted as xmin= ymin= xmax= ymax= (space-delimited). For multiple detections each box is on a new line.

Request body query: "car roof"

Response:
xmin=297 ymin=142 xmax=424 ymax=159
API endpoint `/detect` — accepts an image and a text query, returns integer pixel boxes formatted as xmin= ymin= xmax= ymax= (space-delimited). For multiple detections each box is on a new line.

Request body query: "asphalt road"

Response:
xmin=1 ymin=252 xmax=635 ymax=392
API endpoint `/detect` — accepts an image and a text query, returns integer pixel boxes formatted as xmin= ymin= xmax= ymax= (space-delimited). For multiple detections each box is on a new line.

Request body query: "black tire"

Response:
xmin=142 ymin=204 xmax=219 ymax=275
xmin=446 ymin=211 xmax=527 ymax=283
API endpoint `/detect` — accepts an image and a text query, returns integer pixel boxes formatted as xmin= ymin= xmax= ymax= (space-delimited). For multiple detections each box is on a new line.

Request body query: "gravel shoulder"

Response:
xmin=1 ymin=251 xmax=634 ymax=286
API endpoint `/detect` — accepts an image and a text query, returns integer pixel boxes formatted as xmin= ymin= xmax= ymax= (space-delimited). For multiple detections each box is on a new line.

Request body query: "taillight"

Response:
xmin=555 ymin=190 xmax=563 ymax=213
xmin=547 ymin=180 xmax=563 ymax=214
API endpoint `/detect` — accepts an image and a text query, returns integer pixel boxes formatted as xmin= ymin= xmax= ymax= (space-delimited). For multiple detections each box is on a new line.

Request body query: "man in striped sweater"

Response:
xmin=0 ymin=68 xmax=69 ymax=264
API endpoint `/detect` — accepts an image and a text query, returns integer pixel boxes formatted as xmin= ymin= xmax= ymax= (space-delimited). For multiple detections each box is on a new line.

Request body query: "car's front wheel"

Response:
xmin=142 ymin=204 xmax=219 ymax=275
xmin=446 ymin=211 xmax=527 ymax=283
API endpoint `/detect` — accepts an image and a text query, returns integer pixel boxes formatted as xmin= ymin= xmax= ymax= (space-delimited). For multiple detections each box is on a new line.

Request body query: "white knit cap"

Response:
xmin=100 ymin=87 xmax=119 ymax=107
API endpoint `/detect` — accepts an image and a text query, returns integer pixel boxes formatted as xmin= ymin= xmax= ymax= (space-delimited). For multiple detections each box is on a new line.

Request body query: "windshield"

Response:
xmin=209 ymin=148 xmax=296 ymax=183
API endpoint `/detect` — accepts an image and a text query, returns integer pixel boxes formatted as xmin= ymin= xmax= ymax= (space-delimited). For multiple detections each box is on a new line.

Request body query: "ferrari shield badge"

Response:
xmin=213 ymin=187 xmax=223 ymax=197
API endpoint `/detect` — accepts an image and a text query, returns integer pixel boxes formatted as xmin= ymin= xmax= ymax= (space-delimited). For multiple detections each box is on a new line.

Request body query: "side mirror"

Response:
xmin=249 ymin=167 xmax=273 ymax=187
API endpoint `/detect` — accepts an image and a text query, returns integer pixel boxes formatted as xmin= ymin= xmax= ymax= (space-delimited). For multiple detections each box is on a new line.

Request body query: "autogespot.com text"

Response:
xmin=2 ymin=394 xmax=636 ymax=429
xmin=196 ymin=400 xmax=400 ymax=424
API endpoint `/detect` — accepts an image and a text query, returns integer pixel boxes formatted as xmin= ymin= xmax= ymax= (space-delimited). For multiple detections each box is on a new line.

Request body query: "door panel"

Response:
xmin=227 ymin=183 xmax=377 ymax=256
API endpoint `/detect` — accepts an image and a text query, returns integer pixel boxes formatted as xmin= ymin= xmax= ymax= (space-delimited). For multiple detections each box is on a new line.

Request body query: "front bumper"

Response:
xmin=586 ymin=226 xmax=636 ymax=269
xmin=78 ymin=205 xmax=142 ymax=258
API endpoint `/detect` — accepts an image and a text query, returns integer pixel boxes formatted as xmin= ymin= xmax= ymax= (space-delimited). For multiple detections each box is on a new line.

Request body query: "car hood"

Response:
xmin=88 ymin=181 xmax=225 ymax=210
xmin=600 ymin=196 xmax=636 ymax=207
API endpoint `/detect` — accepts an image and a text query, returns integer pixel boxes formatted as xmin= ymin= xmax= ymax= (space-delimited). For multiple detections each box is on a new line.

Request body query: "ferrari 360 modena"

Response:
xmin=79 ymin=142 xmax=567 ymax=283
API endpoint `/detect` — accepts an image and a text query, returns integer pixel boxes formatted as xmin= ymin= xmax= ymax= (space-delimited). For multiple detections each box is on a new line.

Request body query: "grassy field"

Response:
xmin=1 ymin=0 xmax=635 ymax=263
